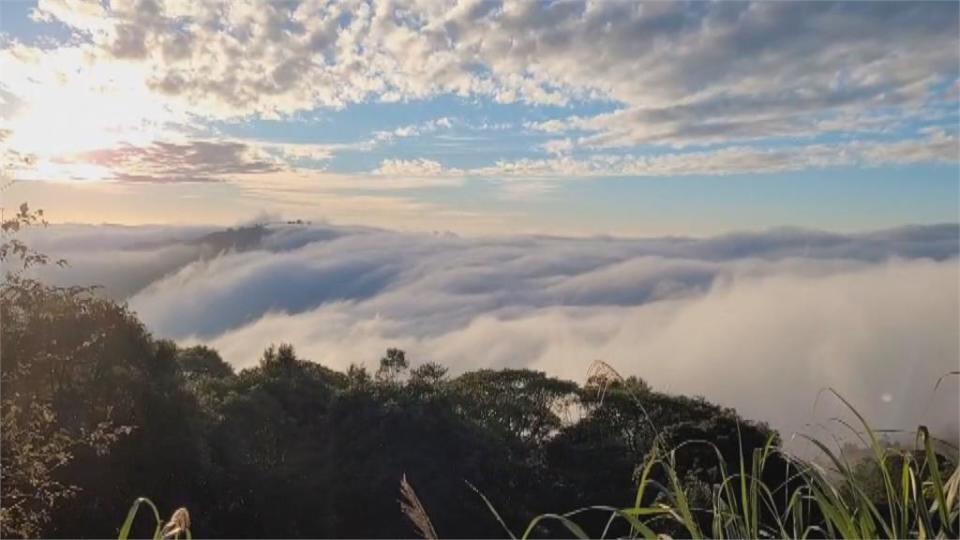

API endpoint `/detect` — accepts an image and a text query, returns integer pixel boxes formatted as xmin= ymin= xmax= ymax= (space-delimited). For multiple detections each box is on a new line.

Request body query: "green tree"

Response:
xmin=376 ymin=347 xmax=409 ymax=383
xmin=450 ymin=369 xmax=579 ymax=445
xmin=177 ymin=345 xmax=234 ymax=379
xmin=0 ymin=203 xmax=127 ymax=538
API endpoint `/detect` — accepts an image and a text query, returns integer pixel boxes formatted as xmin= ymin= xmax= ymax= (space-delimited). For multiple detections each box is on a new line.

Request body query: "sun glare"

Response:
xmin=1 ymin=44 xmax=179 ymax=181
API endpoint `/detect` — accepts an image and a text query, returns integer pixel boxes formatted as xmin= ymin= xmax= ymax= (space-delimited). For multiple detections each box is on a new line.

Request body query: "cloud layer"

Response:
xmin=30 ymin=221 xmax=960 ymax=445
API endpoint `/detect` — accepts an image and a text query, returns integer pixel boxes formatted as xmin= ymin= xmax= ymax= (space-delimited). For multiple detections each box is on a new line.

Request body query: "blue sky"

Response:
xmin=1 ymin=0 xmax=958 ymax=235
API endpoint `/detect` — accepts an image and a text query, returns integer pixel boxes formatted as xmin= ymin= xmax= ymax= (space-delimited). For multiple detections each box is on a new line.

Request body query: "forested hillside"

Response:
xmin=0 ymin=269 xmax=779 ymax=537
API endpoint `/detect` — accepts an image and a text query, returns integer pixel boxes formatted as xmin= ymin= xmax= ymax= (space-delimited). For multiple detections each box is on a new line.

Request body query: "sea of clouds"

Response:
xmin=24 ymin=222 xmax=960 ymax=447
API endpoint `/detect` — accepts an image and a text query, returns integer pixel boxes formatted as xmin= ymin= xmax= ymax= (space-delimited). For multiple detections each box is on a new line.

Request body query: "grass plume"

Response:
xmin=400 ymin=474 xmax=439 ymax=539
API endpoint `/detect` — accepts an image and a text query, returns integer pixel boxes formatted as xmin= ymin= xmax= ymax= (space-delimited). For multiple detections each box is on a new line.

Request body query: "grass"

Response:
xmin=117 ymin=498 xmax=191 ymax=540
xmin=476 ymin=367 xmax=960 ymax=539
xmin=400 ymin=473 xmax=439 ymax=539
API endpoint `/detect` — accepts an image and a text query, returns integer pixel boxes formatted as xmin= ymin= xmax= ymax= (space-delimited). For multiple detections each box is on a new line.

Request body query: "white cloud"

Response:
xmin=35 ymin=128 xmax=943 ymax=187
xmin=387 ymin=132 xmax=958 ymax=183
xmin=373 ymin=158 xmax=453 ymax=177
xmin=28 ymin=221 xmax=958 ymax=444
xmin=855 ymin=129 xmax=960 ymax=166
xmin=15 ymin=0 xmax=958 ymax=141
xmin=540 ymin=138 xmax=574 ymax=156
xmin=54 ymin=139 xmax=281 ymax=183
xmin=373 ymin=117 xmax=456 ymax=143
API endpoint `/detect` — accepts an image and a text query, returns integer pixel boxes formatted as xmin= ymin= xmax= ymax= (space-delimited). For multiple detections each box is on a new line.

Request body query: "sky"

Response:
xmin=1 ymin=0 xmax=958 ymax=235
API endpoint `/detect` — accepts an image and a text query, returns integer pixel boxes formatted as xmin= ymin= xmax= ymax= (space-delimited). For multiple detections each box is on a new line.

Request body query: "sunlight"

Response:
xmin=18 ymin=159 xmax=113 ymax=183
xmin=1 ymin=44 xmax=180 ymax=172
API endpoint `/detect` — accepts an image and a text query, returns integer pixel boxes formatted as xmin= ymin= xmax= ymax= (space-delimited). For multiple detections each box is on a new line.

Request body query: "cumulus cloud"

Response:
xmin=2 ymin=1 xmax=956 ymax=194
xmin=48 ymin=129 xmax=956 ymax=187
xmin=28 ymin=221 xmax=960 ymax=445
xmin=373 ymin=117 xmax=455 ymax=143
xmin=54 ymin=137 xmax=385 ymax=183
xmin=374 ymin=158 xmax=454 ymax=177
xmin=409 ymin=132 xmax=959 ymax=182
xmin=59 ymin=140 xmax=281 ymax=183
xmin=21 ymin=0 xmax=959 ymax=141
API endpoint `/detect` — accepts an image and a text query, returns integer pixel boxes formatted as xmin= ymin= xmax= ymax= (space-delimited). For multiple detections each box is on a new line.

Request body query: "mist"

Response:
xmin=27 ymin=222 xmax=960 ymax=447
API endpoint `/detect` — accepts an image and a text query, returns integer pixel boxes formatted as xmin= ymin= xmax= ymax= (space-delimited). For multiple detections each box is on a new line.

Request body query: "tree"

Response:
xmin=450 ymin=369 xmax=579 ymax=445
xmin=376 ymin=348 xmax=409 ymax=382
xmin=409 ymin=362 xmax=448 ymax=387
xmin=177 ymin=345 xmax=234 ymax=379
xmin=0 ymin=203 xmax=128 ymax=538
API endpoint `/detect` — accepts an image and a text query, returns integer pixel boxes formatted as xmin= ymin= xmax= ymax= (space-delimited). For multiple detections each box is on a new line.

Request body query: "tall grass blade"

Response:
xmin=466 ymin=481 xmax=517 ymax=540
xmin=520 ymin=513 xmax=590 ymax=540
xmin=117 ymin=497 xmax=162 ymax=540
xmin=918 ymin=426 xmax=952 ymax=536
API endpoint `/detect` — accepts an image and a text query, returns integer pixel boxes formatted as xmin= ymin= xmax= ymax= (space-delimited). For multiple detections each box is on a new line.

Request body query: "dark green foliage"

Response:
xmin=376 ymin=347 xmax=409 ymax=382
xmin=1 ymin=205 xmax=130 ymax=537
xmin=176 ymin=346 xmax=234 ymax=380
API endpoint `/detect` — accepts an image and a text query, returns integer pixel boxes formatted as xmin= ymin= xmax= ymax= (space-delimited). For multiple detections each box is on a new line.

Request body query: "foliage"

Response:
xmin=176 ymin=346 xmax=234 ymax=380
xmin=1 ymin=202 xmax=65 ymax=276
xmin=487 ymin=375 xmax=959 ymax=540
xmin=1 ymin=203 xmax=129 ymax=537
